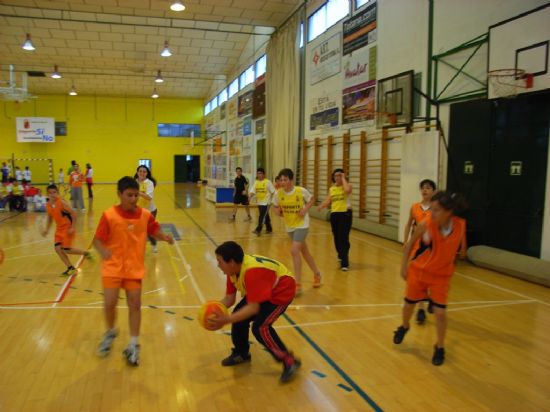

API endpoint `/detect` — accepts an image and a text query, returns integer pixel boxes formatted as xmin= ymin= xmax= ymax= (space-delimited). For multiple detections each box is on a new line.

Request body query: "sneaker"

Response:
xmin=152 ymin=245 xmax=158 ymax=253
xmin=221 ymin=350 xmax=251 ymax=366
xmin=340 ymin=266 xmax=349 ymax=272
xmin=295 ymin=283 xmax=303 ymax=296
xmin=244 ymin=215 xmax=252 ymax=222
xmin=266 ymin=229 xmax=273 ymax=234
xmin=97 ymin=329 xmax=117 ymax=357
xmin=313 ymin=273 xmax=322 ymax=288
xmin=416 ymin=308 xmax=426 ymax=325
xmin=427 ymin=300 xmax=434 ymax=314
xmin=61 ymin=267 xmax=77 ymax=276
xmin=280 ymin=357 xmax=301 ymax=383
xmin=393 ymin=326 xmax=409 ymax=344
xmin=123 ymin=344 xmax=140 ymax=366
xmin=252 ymin=229 xmax=261 ymax=236
xmin=432 ymin=346 xmax=445 ymax=366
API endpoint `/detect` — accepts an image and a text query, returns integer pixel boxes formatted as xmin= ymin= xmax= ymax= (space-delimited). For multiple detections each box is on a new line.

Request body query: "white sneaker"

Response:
xmin=97 ymin=329 xmax=117 ymax=357
xmin=152 ymin=245 xmax=158 ymax=253
xmin=123 ymin=344 xmax=140 ymax=366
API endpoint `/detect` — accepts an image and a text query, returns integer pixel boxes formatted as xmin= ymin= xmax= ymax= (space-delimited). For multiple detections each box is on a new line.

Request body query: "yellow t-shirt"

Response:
xmin=230 ymin=254 xmax=293 ymax=296
xmin=276 ymin=186 xmax=309 ymax=230
xmin=329 ymin=185 xmax=350 ymax=213
xmin=254 ymin=180 xmax=269 ymax=203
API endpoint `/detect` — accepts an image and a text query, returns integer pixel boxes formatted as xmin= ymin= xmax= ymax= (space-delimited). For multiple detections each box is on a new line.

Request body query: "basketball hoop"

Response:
xmin=488 ymin=68 xmax=533 ymax=98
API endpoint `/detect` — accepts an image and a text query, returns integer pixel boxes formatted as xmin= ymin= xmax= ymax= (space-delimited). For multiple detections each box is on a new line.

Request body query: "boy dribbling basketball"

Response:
xmin=93 ymin=177 xmax=174 ymax=366
xmin=41 ymin=184 xmax=90 ymax=276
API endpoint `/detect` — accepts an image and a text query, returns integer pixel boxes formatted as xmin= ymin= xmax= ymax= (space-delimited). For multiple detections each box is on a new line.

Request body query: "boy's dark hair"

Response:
xmin=419 ymin=179 xmax=436 ymax=190
xmin=331 ymin=168 xmax=345 ymax=183
xmin=47 ymin=184 xmax=58 ymax=192
xmin=117 ymin=176 xmax=139 ymax=192
xmin=71 ymin=160 xmax=76 ymax=165
xmin=236 ymin=167 xmax=242 ymax=172
xmin=431 ymin=191 xmax=467 ymax=214
xmin=215 ymin=241 xmax=244 ymax=263
xmin=257 ymin=168 xmax=265 ymax=174
xmin=278 ymin=168 xmax=294 ymax=180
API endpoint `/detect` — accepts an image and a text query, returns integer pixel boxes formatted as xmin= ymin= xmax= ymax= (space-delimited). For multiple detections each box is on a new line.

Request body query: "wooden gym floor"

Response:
xmin=0 ymin=184 xmax=549 ymax=412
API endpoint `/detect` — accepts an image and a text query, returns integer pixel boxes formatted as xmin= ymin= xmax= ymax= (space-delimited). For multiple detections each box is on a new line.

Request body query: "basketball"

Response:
xmin=197 ymin=301 xmax=229 ymax=331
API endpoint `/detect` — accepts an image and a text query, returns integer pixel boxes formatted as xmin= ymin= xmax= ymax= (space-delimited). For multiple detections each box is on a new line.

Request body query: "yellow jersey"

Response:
xmin=276 ymin=186 xmax=308 ymax=229
xmin=329 ymin=185 xmax=350 ymax=212
xmin=254 ymin=179 xmax=269 ymax=203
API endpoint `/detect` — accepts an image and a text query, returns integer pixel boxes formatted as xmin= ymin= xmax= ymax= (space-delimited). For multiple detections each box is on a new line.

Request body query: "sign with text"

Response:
xmin=310 ymin=33 xmax=342 ymax=85
xmin=16 ymin=117 xmax=55 ymax=143
xmin=342 ymin=80 xmax=376 ymax=125
xmin=342 ymin=46 xmax=374 ymax=89
xmin=343 ymin=1 xmax=377 ymax=55
xmin=310 ymin=93 xmax=339 ymax=130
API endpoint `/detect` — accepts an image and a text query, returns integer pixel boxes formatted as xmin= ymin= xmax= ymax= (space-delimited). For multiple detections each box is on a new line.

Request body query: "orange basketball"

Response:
xmin=198 ymin=301 xmax=229 ymax=331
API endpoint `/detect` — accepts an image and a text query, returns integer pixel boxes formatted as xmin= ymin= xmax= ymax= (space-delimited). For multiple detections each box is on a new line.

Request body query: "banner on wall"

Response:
xmin=309 ymin=93 xmax=339 ymax=130
xmin=255 ymin=118 xmax=266 ymax=136
xmin=243 ymin=117 xmax=252 ymax=136
xmin=342 ymin=46 xmax=376 ymax=89
xmin=342 ymin=80 xmax=376 ymax=125
xmin=310 ymin=33 xmax=342 ymax=85
xmin=343 ymin=1 xmax=377 ymax=55
xmin=238 ymin=91 xmax=253 ymax=117
xmin=227 ymin=99 xmax=238 ymax=121
xmin=16 ymin=117 xmax=55 ymax=143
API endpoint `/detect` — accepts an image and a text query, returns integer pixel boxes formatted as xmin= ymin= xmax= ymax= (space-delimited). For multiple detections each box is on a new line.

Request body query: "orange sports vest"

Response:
xmin=411 ymin=202 xmax=430 ymax=224
xmin=46 ymin=198 xmax=72 ymax=230
xmin=410 ymin=216 xmax=465 ymax=279
xmin=101 ymin=206 xmax=150 ymax=279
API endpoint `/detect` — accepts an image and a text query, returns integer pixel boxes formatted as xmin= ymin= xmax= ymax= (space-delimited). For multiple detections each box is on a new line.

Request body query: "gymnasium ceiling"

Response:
xmin=0 ymin=0 xmax=301 ymax=100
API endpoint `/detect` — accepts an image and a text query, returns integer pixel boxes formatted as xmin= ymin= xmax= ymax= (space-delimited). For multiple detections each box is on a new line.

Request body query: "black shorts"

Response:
xmin=233 ymin=193 xmax=249 ymax=205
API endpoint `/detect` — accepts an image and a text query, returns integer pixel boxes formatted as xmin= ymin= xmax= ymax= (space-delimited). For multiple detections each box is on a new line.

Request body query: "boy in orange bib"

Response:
xmin=93 ymin=177 xmax=174 ymax=366
xmin=403 ymin=179 xmax=436 ymax=324
xmin=394 ymin=191 xmax=467 ymax=366
xmin=41 ymin=184 xmax=90 ymax=276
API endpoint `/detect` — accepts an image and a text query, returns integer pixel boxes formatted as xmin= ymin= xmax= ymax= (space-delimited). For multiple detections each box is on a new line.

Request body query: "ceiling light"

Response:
xmin=51 ymin=65 xmax=62 ymax=79
xmin=170 ymin=1 xmax=186 ymax=11
xmin=151 ymin=88 xmax=159 ymax=99
xmin=155 ymin=70 xmax=164 ymax=83
xmin=160 ymin=40 xmax=172 ymax=57
xmin=22 ymin=33 xmax=35 ymax=51
xmin=69 ymin=85 xmax=77 ymax=96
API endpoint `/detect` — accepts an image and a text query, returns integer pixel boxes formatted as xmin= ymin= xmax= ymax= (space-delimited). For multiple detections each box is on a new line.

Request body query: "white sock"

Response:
xmin=129 ymin=336 xmax=139 ymax=346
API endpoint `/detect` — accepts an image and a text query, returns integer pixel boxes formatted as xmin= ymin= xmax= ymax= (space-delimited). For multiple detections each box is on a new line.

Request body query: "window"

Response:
xmin=211 ymin=97 xmax=218 ymax=110
xmin=55 ymin=121 xmax=67 ymax=136
xmin=158 ymin=124 xmax=201 ymax=137
xmin=300 ymin=22 xmax=304 ymax=48
xmin=356 ymin=0 xmax=370 ymax=8
xmin=308 ymin=0 xmax=349 ymax=42
xmin=239 ymin=65 xmax=254 ymax=89
xmin=204 ymin=102 xmax=211 ymax=115
xmin=228 ymin=78 xmax=239 ymax=98
xmin=218 ymin=88 xmax=228 ymax=105
xmin=255 ymin=55 xmax=267 ymax=78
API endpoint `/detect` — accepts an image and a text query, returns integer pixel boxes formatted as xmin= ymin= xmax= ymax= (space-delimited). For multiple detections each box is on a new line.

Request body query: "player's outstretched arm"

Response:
xmin=401 ymin=222 xmax=426 ymax=280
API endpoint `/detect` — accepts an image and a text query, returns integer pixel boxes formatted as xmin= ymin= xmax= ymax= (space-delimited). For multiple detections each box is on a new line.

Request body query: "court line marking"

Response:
xmin=351 ymin=235 xmax=550 ymax=307
xmin=52 ymin=274 xmax=76 ymax=308
xmin=0 ymin=305 xmax=204 ymax=310
xmin=173 ymin=240 xmax=205 ymax=304
xmin=174 ymin=200 xmax=383 ymax=412
xmin=144 ymin=287 xmax=165 ymax=295
xmin=4 ymin=252 xmax=56 ymax=261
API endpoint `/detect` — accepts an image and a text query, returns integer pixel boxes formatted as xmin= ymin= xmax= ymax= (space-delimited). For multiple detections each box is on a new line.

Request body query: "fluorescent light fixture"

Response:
xmin=151 ymin=88 xmax=159 ymax=99
xmin=69 ymin=85 xmax=77 ymax=96
xmin=160 ymin=40 xmax=172 ymax=57
xmin=170 ymin=1 xmax=185 ymax=11
xmin=22 ymin=33 xmax=35 ymax=51
xmin=155 ymin=70 xmax=164 ymax=83
xmin=51 ymin=65 xmax=62 ymax=79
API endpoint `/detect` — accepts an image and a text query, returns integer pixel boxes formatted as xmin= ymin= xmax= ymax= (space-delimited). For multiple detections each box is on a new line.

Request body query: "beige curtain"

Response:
xmin=266 ymin=12 xmax=302 ymax=179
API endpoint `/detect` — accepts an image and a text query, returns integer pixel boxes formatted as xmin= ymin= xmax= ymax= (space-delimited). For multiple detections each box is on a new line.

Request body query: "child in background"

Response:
xmin=403 ymin=179 xmax=437 ymax=324
xmin=69 ymin=164 xmax=85 ymax=211
xmin=15 ymin=166 xmax=22 ymax=183
xmin=272 ymin=168 xmax=321 ymax=295
xmin=230 ymin=167 xmax=252 ymax=222
xmin=317 ymin=168 xmax=353 ymax=271
xmin=85 ymin=163 xmax=94 ymax=199
xmin=249 ymin=168 xmax=275 ymax=236
xmin=393 ymin=191 xmax=467 ymax=366
xmin=135 ymin=165 xmax=159 ymax=253
xmin=93 ymin=177 xmax=174 ymax=366
xmin=41 ymin=184 xmax=90 ymax=276
xmin=23 ymin=166 xmax=31 ymax=184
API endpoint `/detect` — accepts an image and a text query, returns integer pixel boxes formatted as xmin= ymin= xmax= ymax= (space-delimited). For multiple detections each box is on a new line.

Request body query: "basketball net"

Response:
xmin=488 ymin=68 xmax=533 ymax=98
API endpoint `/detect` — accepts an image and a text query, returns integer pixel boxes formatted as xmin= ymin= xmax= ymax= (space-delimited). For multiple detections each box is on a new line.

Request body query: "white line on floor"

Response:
xmin=179 ymin=275 xmax=189 ymax=282
xmin=4 ymin=252 xmax=56 ymax=261
xmin=144 ymin=287 xmax=165 ymax=295
xmin=173 ymin=241 xmax=205 ymax=304
xmin=52 ymin=274 xmax=75 ymax=308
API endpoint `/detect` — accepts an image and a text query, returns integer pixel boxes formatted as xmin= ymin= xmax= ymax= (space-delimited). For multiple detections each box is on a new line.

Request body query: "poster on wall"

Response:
xmin=253 ymin=75 xmax=266 ymax=119
xmin=213 ymin=136 xmax=223 ymax=153
xmin=238 ymin=91 xmax=253 ymax=117
xmin=310 ymin=33 xmax=342 ymax=85
xmin=309 ymin=93 xmax=339 ymax=130
xmin=343 ymin=1 xmax=377 ymax=55
xmin=227 ymin=98 xmax=238 ymax=121
xmin=229 ymin=138 xmax=242 ymax=156
xmin=255 ymin=118 xmax=266 ymax=136
xmin=16 ymin=117 xmax=55 ymax=143
xmin=243 ymin=117 xmax=252 ymax=136
xmin=342 ymin=46 xmax=375 ymax=89
xmin=342 ymin=80 xmax=376 ymax=125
